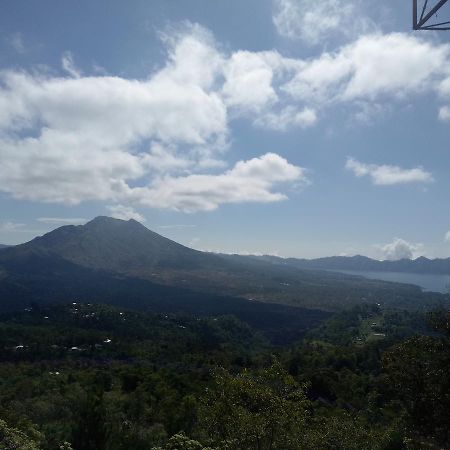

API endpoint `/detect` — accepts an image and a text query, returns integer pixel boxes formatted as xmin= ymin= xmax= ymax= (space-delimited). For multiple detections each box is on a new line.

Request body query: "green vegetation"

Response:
xmin=0 ymin=419 xmax=41 ymax=450
xmin=0 ymin=303 xmax=448 ymax=449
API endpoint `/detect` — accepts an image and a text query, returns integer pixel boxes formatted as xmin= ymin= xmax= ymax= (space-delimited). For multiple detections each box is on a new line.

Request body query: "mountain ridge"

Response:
xmin=0 ymin=216 xmax=447 ymax=314
xmin=6 ymin=219 xmax=449 ymax=274
xmin=251 ymin=254 xmax=450 ymax=275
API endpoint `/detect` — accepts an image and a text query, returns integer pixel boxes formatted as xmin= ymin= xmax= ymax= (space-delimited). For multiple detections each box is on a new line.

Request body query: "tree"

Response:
xmin=199 ymin=362 xmax=310 ymax=450
xmin=0 ymin=419 xmax=41 ymax=450
xmin=152 ymin=433 xmax=214 ymax=450
xmin=383 ymin=310 xmax=450 ymax=446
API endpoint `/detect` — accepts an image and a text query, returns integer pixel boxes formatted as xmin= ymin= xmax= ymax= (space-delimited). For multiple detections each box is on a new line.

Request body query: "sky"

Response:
xmin=1 ymin=0 xmax=450 ymax=260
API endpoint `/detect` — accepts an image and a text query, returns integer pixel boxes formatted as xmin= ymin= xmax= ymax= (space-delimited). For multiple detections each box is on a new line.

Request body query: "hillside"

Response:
xmin=0 ymin=217 xmax=447 ymax=313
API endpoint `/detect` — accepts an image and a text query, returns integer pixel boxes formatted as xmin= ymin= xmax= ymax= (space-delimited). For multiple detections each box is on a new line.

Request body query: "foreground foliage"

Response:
xmin=0 ymin=303 xmax=448 ymax=449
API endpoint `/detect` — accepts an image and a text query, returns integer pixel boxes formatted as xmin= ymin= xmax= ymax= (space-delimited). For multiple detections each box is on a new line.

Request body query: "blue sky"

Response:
xmin=1 ymin=0 xmax=450 ymax=259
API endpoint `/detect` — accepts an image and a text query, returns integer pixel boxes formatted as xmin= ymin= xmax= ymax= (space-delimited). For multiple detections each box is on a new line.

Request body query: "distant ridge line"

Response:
xmin=251 ymin=254 xmax=450 ymax=276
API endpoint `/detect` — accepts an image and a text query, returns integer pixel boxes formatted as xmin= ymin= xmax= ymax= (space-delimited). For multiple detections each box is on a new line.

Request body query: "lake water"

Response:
xmin=335 ymin=270 xmax=450 ymax=294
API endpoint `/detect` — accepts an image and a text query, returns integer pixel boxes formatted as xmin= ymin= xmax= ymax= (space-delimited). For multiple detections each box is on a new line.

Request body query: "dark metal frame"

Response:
xmin=413 ymin=0 xmax=450 ymax=30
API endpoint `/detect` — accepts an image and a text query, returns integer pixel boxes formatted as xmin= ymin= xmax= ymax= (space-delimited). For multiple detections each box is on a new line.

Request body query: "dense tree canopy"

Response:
xmin=0 ymin=303 xmax=448 ymax=449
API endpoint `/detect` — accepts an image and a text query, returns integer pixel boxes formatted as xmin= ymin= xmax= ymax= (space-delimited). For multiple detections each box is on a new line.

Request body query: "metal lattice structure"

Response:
xmin=413 ymin=0 xmax=450 ymax=30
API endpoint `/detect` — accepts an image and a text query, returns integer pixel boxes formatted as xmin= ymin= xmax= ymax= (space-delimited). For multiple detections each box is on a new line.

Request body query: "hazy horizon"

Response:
xmin=2 ymin=215 xmax=450 ymax=262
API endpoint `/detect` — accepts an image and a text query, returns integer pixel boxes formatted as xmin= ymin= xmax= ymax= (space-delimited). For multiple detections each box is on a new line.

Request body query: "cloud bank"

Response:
xmin=0 ymin=23 xmax=448 ymax=213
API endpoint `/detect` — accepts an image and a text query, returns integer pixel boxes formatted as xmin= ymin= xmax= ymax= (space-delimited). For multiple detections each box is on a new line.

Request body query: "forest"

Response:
xmin=0 ymin=301 xmax=448 ymax=450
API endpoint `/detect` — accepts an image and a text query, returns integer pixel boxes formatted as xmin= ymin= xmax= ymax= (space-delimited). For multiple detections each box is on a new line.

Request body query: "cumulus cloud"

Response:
xmin=131 ymin=153 xmax=308 ymax=213
xmin=0 ymin=24 xmax=315 ymax=213
xmin=106 ymin=205 xmax=146 ymax=222
xmin=283 ymin=33 xmax=450 ymax=104
xmin=0 ymin=27 xmax=226 ymax=208
xmin=37 ymin=217 xmax=87 ymax=225
xmin=438 ymin=106 xmax=450 ymax=121
xmin=379 ymin=238 xmax=421 ymax=260
xmin=222 ymin=51 xmax=279 ymax=113
xmin=346 ymin=158 xmax=433 ymax=185
xmin=1 ymin=23 xmax=449 ymax=213
xmin=273 ymin=0 xmax=373 ymax=45
xmin=445 ymin=231 xmax=450 ymax=242
xmin=227 ymin=33 xmax=450 ymax=125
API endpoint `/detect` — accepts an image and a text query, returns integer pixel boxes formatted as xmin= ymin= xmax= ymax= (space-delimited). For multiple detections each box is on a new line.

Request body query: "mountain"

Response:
xmin=0 ymin=244 xmax=10 ymax=250
xmin=8 ymin=216 xmax=226 ymax=275
xmin=0 ymin=218 xmax=330 ymax=343
xmin=254 ymin=254 xmax=450 ymax=275
xmin=0 ymin=217 xmax=447 ymax=316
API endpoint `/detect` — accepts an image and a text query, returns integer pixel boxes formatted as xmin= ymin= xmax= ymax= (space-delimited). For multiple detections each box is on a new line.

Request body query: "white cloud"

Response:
xmin=352 ymin=101 xmax=389 ymax=125
xmin=445 ymin=231 xmax=450 ymax=242
xmin=143 ymin=143 xmax=194 ymax=174
xmin=1 ymin=24 xmax=448 ymax=214
xmin=106 ymin=205 xmax=146 ymax=222
xmin=132 ymin=153 xmax=308 ymax=213
xmin=273 ymin=0 xmax=372 ymax=45
xmin=438 ymin=106 xmax=450 ymax=121
xmin=379 ymin=238 xmax=421 ymax=260
xmin=158 ymin=23 xmax=225 ymax=91
xmin=61 ymin=52 xmax=82 ymax=78
xmin=346 ymin=158 xmax=433 ymax=185
xmin=222 ymin=51 xmax=279 ymax=113
xmin=438 ymin=75 xmax=450 ymax=97
xmin=0 ymin=27 xmax=227 ymax=206
xmin=219 ymin=32 xmax=450 ymax=126
xmin=255 ymin=106 xmax=317 ymax=131
xmin=37 ymin=217 xmax=87 ymax=225
xmin=0 ymin=24 xmax=313 ymax=213
xmin=283 ymin=33 xmax=450 ymax=105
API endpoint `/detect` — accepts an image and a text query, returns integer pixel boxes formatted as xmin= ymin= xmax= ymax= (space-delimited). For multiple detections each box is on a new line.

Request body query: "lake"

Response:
xmin=335 ymin=270 xmax=450 ymax=294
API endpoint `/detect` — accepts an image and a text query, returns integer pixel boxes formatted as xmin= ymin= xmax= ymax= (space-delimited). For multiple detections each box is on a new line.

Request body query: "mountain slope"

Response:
xmin=8 ymin=216 xmax=225 ymax=274
xmin=0 ymin=251 xmax=329 ymax=344
xmin=0 ymin=217 xmax=447 ymax=313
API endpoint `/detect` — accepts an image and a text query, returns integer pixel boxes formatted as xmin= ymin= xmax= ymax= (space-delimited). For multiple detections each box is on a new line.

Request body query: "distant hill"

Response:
xmin=254 ymin=254 xmax=450 ymax=275
xmin=0 ymin=217 xmax=447 ymax=315
xmin=0 ymin=244 xmax=10 ymax=250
